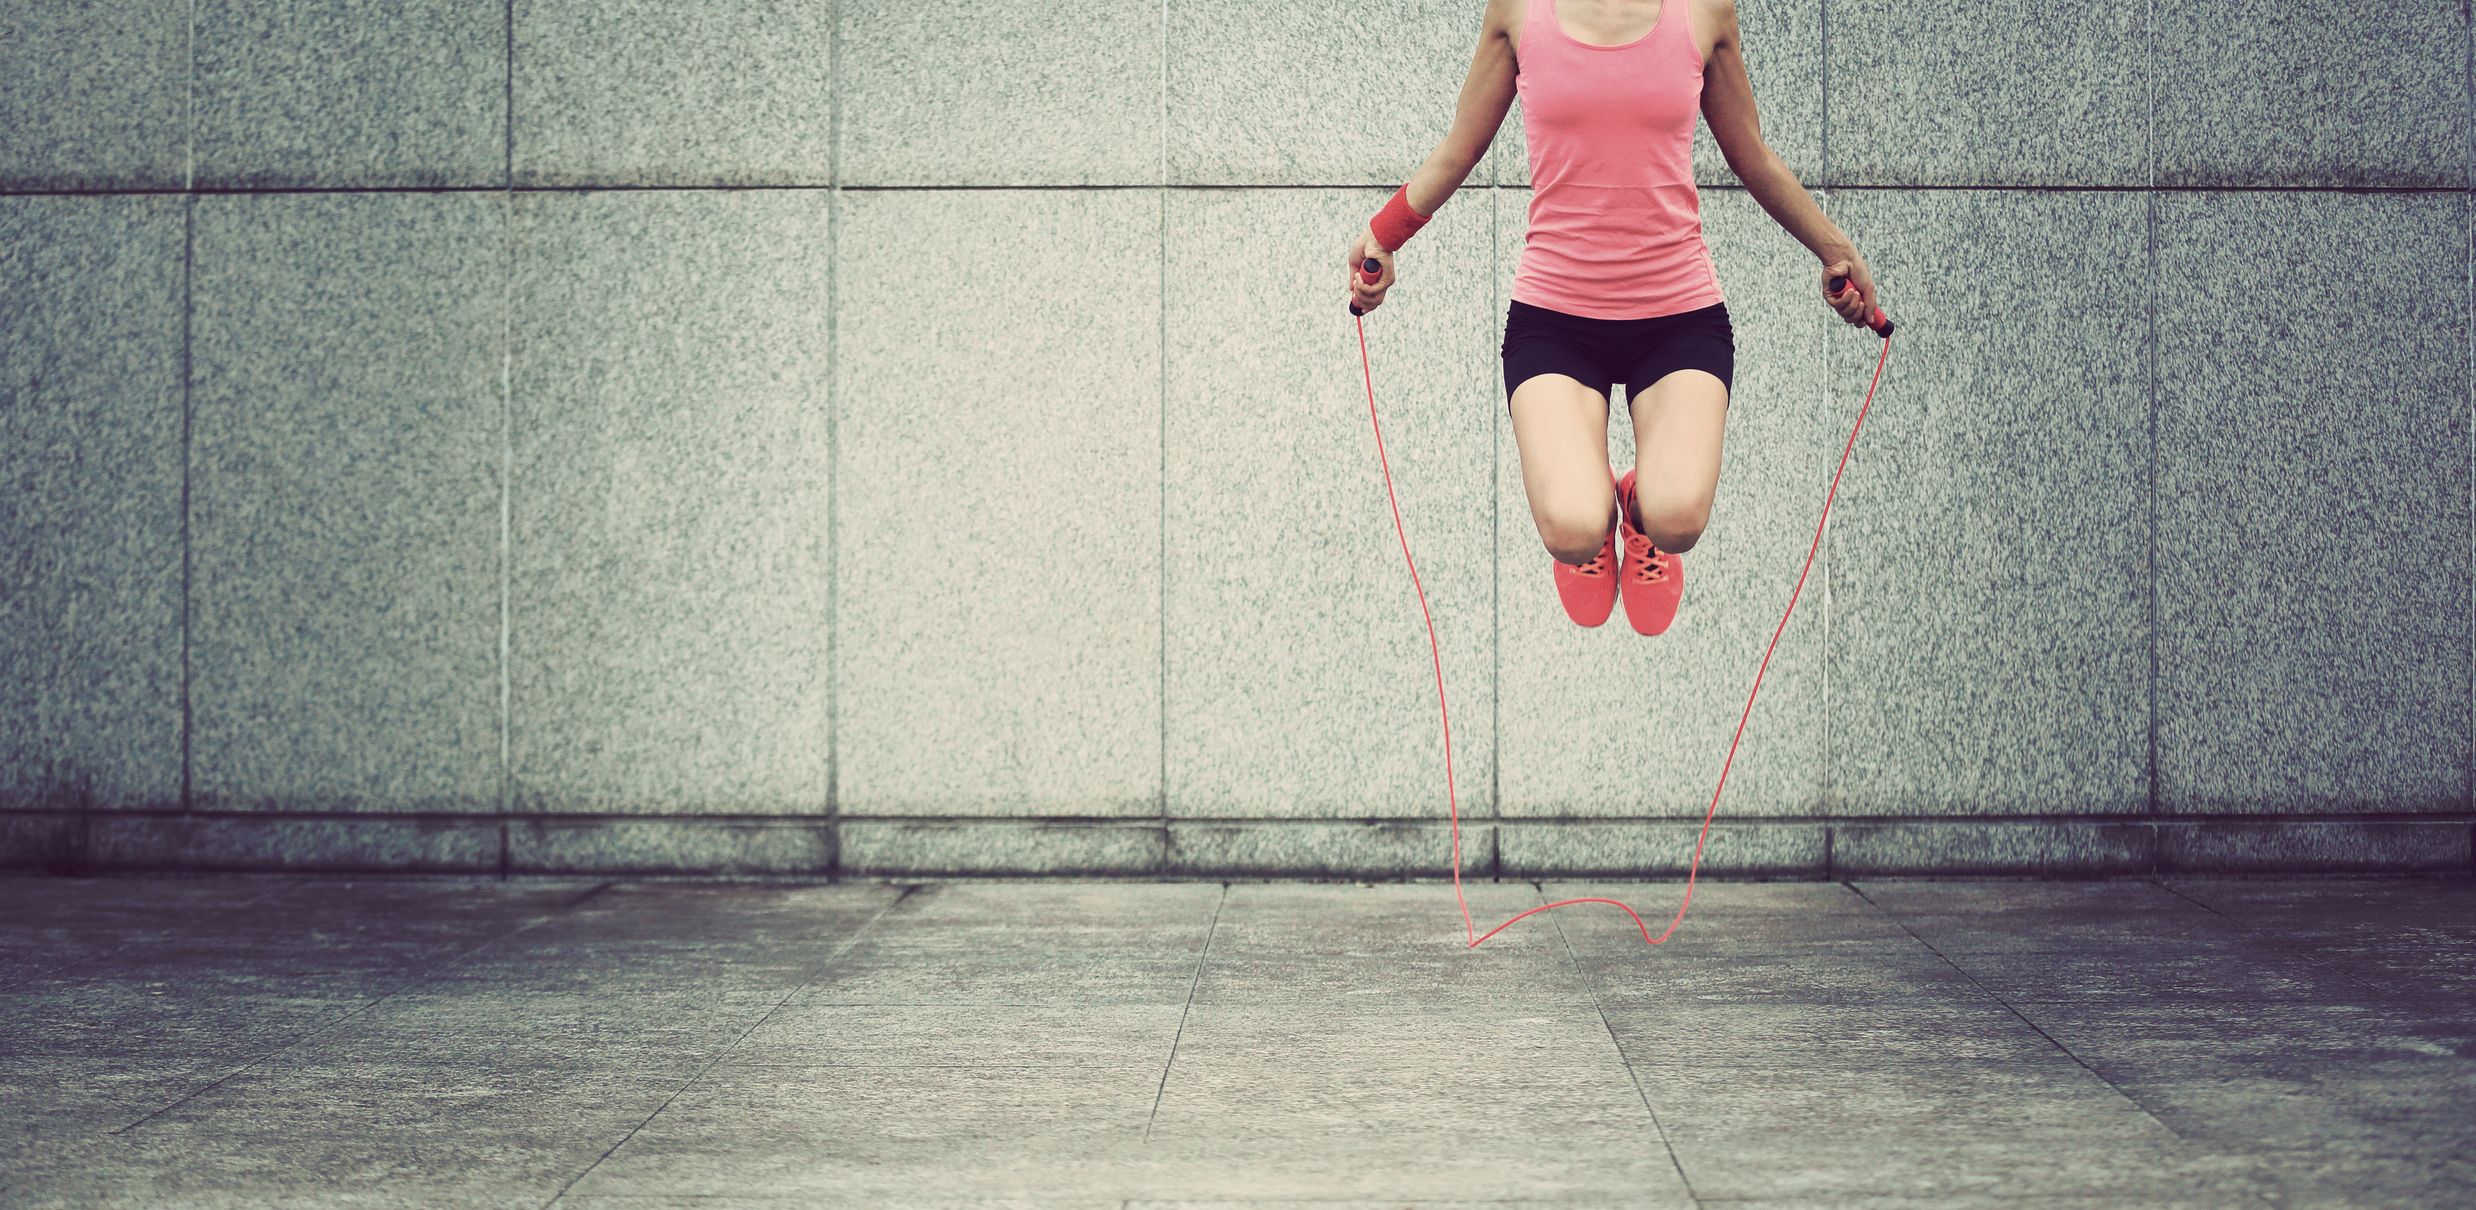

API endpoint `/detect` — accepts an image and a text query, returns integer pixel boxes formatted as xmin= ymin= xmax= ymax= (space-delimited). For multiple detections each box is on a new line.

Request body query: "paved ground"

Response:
xmin=1 ymin=875 xmax=2472 ymax=1208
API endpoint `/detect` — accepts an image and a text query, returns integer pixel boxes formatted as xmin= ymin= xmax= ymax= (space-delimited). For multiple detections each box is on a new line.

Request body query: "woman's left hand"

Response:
xmin=1821 ymin=254 xmax=1880 ymax=328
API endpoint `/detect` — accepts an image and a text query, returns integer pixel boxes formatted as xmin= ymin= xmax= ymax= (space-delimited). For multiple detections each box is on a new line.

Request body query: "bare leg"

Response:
xmin=1509 ymin=373 xmax=1618 ymax=564
xmin=1626 ymin=368 xmax=1729 ymax=552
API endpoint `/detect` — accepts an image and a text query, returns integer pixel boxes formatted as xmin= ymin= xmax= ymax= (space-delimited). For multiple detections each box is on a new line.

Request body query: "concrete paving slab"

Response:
xmin=0 ymin=874 xmax=2469 ymax=1205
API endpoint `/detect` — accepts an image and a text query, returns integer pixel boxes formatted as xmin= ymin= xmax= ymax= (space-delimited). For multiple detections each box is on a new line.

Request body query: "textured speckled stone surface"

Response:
xmin=2155 ymin=191 xmax=2472 ymax=815
xmin=0 ymin=0 xmax=189 ymax=189
xmin=513 ymin=0 xmax=833 ymax=188
xmin=1493 ymin=0 xmax=1822 ymax=189
xmin=1165 ymin=821 xmax=1486 ymax=878
xmin=1494 ymin=186 xmax=1829 ymax=818
xmin=509 ymin=190 xmax=831 ymax=815
xmin=1166 ymin=188 xmax=1491 ymax=819
xmin=188 ymin=193 xmax=505 ymax=813
xmin=1 ymin=196 xmax=186 ymax=814
xmin=841 ymin=0 xmax=1156 ymax=186
xmin=1832 ymin=821 xmax=2156 ymax=876
xmin=1826 ymin=0 xmax=2148 ymax=186
xmin=839 ymin=821 xmax=1167 ymax=876
xmin=1168 ymin=0 xmax=1505 ymax=185
xmin=1498 ymin=821 xmax=1827 ymax=876
xmin=85 ymin=815 xmax=499 ymax=871
xmin=508 ymin=818 xmax=834 ymax=875
xmin=194 ymin=0 xmax=507 ymax=188
xmin=2155 ymin=0 xmax=2471 ymax=188
xmin=1825 ymin=190 xmax=2151 ymax=816
xmin=2157 ymin=821 xmax=2473 ymax=874
xmin=835 ymin=189 xmax=1160 ymax=819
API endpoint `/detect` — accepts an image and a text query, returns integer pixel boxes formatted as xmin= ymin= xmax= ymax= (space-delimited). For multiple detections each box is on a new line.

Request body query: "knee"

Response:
xmin=1538 ymin=500 xmax=1616 ymax=565
xmin=1638 ymin=497 xmax=1711 ymax=552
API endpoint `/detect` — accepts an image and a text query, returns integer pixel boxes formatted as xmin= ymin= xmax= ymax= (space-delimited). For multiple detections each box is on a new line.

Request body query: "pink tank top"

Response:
xmin=1511 ymin=0 xmax=1724 ymax=319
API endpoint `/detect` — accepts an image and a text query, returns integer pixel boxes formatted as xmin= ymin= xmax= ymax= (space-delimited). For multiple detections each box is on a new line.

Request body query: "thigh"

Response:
xmin=1623 ymin=306 xmax=1734 ymax=510
xmin=1508 ymin=373 xmax=1613 ymax=526
xmin=1629 ymin=367 xmax=1730 ymax=516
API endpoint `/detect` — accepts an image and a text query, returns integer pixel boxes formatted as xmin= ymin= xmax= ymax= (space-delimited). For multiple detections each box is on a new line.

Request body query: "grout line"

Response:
xmin=1544 ymin=898 xmax=1698 ymax=1203
xmin=1818 ymin=0 xmax=1827 ymax=188
xmin=1841 ymin=879 xmax=2189 ymax=1141
xmin=826 ymin=0 xmax=844 ymax=872
xmin=539 ymin=884 xmax=919 ymax=1207
xmin=2146 ymin=187 xmax=2161 ymax=837
xmin=184 ymin=0 xmax=195 ymax=191
xmin=1143 ymin=881 xmax=1226 ymax=1142
xmin=1158 ymin=0 xmax=1169 ymax=831
xmin=504 ymin=0 xmax=514 ymax=186
xmin=179 ymin=191 xmax=195 ymax=812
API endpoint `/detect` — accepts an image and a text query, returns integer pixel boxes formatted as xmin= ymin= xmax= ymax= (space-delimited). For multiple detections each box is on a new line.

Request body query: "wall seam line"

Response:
xmin=179 ymin=188 xmax=195 ymax=813
xmin=1158 ymin=0 xmax=1170 ymax=832
xmin=827 ymin=0 xmax=845 ymax=876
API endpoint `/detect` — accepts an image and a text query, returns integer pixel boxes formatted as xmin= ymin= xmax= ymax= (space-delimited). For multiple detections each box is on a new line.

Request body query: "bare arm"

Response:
xmin=1699 ymin=0 xmax=1881 ymax=327
xmin=1347 ymin=0 xmax=1519 ymax=316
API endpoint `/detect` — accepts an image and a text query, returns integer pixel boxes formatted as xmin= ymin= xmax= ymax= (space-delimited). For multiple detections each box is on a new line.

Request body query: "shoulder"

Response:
xmin=1696 ymin=0 xmax=1741 ymax=39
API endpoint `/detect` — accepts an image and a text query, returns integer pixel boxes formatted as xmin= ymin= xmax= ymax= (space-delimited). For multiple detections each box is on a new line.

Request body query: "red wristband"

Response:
xmin=1368 ymin=184 xmax=1433 ymax=252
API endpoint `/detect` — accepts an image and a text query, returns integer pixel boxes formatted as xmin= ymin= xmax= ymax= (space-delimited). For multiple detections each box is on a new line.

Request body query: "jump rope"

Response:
xmin=1350 ymin=258 xmax=1893 ymax=949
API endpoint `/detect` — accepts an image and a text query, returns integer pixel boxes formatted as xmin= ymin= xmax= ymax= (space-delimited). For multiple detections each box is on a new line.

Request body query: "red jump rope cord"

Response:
xmin=1352 ymin=290 xmax=1892 ymax=949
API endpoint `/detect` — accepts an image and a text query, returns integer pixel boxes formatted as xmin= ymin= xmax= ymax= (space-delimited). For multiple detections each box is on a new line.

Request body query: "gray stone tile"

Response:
xmin=1494 ymin=186 xmax=1831 ymax=818
xmin=1165 ymin=188 xmax=1492 ymax=819
xmin=2155 ymin=191 xmax=2472 ymax=814
xmin=1544 ymin=877 xmax=1875 ymax=917
xmin=563 ymin=1064 xmax=1164 ymax=1199
xmin=87 ymin=815 xmax=501 ymax=873
xmin=2156 ymin=0 xmax=2471 ymax=188
xmin=1604 ymin=1000 xmax=2059 ymax=1068
xmin=508 ymin=190 xmax=831 ymax=815
xmin=838 ymin=821 xmax=1167 ymax=877
xmin=194 ymin=0 xmax=508 ymax=188
xmin=188 ymin=192 xmax=505 ymax=813
xmin=512 ymin=0 xmax=833 ymax=187
xmin=506 ymin=819 xmax=833 ymax=875
xmin=1168 ymin=0 xmax=1508 ymax=186
xmin=1580 ymin=949 xmax=1991 ymax=1010
xmin=2157 ymin=820 xmax=2474 ymax=874
xmin=1165 ymin=821 xmax=1486 ymax=878
xmin=807 ymin=944 xmax=1202 ymax=1007
xmin=0 ymin=196 xmax=185 ymax=815
xmin=727 ymin=1002 xmax=1185 ymax=1067
xmin=1664 ymin=1137 xmax=2271 ymax=1204
xmin=1498 ymin=821 xmax=1827 ymax=877
xmin=1831 ymin=821 xmax=2156 ymax=876
xmin=1951 ymin=944 xmax=2371 ymax=1006
xmin=1825 ymin=0 xmax=2147 ymax=186
xmin=1824 ymin=189 xmax=2150 ymax=817
xmin=841 ymin=0 xmax=1157 ymax=185
xmin=1165 ymin=999 xmax=1619 ymax=1070
xmin=64 ymin=1062 xmax=668 ymax=1204
xmin=284 ymin=987 xmax=785 ymax=1075
xmin=834 ymin=189 xmax=1159 ymax=819
xmin=0 ymin=0 xmax=189 ymax=189
xmin=2113 ymin=1061 xmax=2476 ymax=1154
xmin=1493 ymin=0 xmax=1823 ymax=188
xmin=2017 ymin=1000 xmax=2476 ymax=1082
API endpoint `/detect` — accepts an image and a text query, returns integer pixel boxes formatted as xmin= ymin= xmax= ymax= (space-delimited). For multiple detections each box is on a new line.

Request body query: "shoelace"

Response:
xmin=1622 ymin=530 xmax=1668 ymax=583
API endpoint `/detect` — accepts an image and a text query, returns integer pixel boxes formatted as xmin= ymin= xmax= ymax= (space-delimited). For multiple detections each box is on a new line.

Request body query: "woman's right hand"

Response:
xmin=1347 ymin=230 xmax=1395 ymax=314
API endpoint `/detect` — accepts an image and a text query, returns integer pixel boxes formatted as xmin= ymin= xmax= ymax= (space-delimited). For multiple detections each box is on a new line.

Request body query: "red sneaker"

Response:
xmin=1614 ymin=468 xmax=1685 ymax=635
xmin=1551 ymin=468 xmax=1621 ymax=627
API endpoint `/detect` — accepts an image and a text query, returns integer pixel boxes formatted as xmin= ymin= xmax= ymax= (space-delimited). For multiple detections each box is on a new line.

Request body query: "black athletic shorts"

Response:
xmin=1500 ymin=297 xmax=1734 ymax=412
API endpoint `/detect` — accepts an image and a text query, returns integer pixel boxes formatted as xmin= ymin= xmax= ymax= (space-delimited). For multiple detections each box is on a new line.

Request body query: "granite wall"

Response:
xmin=5 ymin=1 xmax=2473 ymax=877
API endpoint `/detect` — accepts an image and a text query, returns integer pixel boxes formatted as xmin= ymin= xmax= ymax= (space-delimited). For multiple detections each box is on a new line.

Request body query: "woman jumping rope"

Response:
xmin=1348 ymin=0 xmax=1884 ymax=635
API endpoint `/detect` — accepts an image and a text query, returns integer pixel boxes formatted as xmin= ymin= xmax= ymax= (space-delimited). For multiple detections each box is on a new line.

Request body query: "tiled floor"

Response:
xmin=2 ymin=874 xmax=2472 ymax=1207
